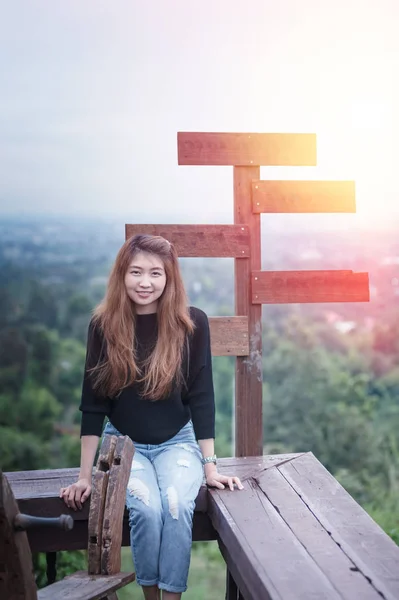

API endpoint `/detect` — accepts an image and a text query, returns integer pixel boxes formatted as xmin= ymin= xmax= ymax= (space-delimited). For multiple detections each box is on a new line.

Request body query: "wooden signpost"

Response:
xmin=127 ymin=131 xmax=369 ymax=457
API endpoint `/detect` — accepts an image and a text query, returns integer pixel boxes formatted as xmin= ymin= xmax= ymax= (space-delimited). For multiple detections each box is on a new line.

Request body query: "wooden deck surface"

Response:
xmin=7 ymin=452 xmax=399 ymax=600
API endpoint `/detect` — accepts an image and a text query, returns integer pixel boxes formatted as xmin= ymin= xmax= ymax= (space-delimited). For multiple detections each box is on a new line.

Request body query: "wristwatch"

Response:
xmin=202 ymin=454 xmax=217 ymax=465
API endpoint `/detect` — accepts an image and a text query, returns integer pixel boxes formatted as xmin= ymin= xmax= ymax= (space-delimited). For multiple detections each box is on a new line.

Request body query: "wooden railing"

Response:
xmin=7 ymin=452 xmax=399 ymax=600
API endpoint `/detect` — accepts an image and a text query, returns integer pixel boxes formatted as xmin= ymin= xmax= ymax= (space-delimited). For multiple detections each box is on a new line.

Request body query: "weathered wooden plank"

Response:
xmin=252 ymin=180 xmax=356 ymax=213
xmin=88 ymin=435 xmax=117 ymax=575
xmin=209 ymin=316 xmax=249 ymax=356
xmin=5 ymin=468 xmax=82 ymax=483
xmin=6 ymin=455 xmax=299 ymax=490
xmin=208 ymin=482 xmax=341 ymax=600
xmin=26 ymin=518 xmax=90 ymax=553
xmin=125 ymin=224 xmax=250 ymax=257
xmin=215 ymin=453 xmax=301 ymax=470
xmin=252 ymin=270 xmax=370 ymax=304
xmin=0 ymin=472 xmax=38 ymax=600
xmin=8 ymin=455 xmax=298 ymax=509
xmin=240 ymin=452 xmax=307 ymax=482
xmin=101 ymin=436 xmax=135 ymax=575
xmin=88 ymin=470 xmax=108 ymax=575
xmin=96 ymin=435 xmax=117 ymax=473
xmin=8 ymin=455 xmax=299 ymax=512
xmin=279 ymin=454 xmax=399 ymax=600
xmin=37 ymin=571 xmax=135 ymax=600
xmin=257 ymin=467 xmax=381 ymax=600
xmin=8 ymin=455 xmax=301 ymax=552
xmin=21 ymin=511 xmax=216 ymax=553
xmin=212 ymin=507 xmax=272 ymax=600
xmin=234 ymin=166 xmax=262 ymax=456
xmin=178 ymin=132 xmax=317 ymax=166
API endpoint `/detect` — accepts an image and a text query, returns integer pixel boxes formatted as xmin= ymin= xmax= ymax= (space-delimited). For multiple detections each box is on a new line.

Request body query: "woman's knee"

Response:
xmin=162 ymin=491 xmax=196 ymax=522
xmin=127 ymin=479 xmax=162 ymax=521
xmin=127 ymin=499 xmax=163 ymax=529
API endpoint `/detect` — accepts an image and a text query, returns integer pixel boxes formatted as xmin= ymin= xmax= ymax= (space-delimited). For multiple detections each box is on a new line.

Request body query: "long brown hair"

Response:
xmin=90 ymin=234 xmax=194 ymax=399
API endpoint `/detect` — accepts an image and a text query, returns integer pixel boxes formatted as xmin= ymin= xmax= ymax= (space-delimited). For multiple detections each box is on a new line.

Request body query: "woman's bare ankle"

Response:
xmin=162 ymin=591 xmax=182 ymax=600
xmin=142 ymin=584 xmax=160 ymax=600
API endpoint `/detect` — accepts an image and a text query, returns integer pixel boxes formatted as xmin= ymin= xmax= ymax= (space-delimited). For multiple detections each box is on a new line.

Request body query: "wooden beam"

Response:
xmin=125 ymin=224 xmax=250 ymax=257
xmin=252 ymin=180 xmax=356 ymax=213
xmin=257 ymin=466 xmax=382 ymax=600
xmin=88 ymin=436 xmax=116 ymax=574
xmin=208 ymin=478 xmax=342 ymax=600
xmin=178 ymin=132 xmax=317 ymax=166
xmin=278 ymin=454 xmax=399 ymax=600
xmin=209 ymin=316 xmax=249 ymax=356
xmin=252 ymin=270 xmax=370 ymax=304
xmin=226 ymin=568 xmax=239 ymax=600
xmin=234 ymin=166 xmax=263 ymax=457
xmin=8 ymin=457 xmax=301 ymax=551
xmin=0 ymin=472 xmax=38 ymax=600
xmin=36 ymin=571 xmax=136 ymax=600
xmin=100 ymin=436 xmax=134 ymax=575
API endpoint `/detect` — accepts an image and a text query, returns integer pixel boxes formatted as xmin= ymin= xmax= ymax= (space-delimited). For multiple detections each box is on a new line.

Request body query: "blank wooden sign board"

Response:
xmin=126 ymin=131 xmax=369 ymax=458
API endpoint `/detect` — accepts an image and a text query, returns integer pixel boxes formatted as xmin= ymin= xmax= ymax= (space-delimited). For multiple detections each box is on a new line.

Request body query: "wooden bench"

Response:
xmin=0 ymin=434 xmax=135 ymax=600
xmin=7 ymin=451 xmax=399 ymax=599
xmin=209 ymin=452 xmax=399 ymax=600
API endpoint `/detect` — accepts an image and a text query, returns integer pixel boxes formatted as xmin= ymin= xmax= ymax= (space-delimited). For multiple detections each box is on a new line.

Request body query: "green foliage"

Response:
xmin=1 ymin=383 xmax=61 ymax=441
xmin=117 ymin=544 xmax=226 ymax=600
xmin=26 ymin=280 xmax=59 ymax=329
xmin=0 ymin=426 xmax=49 ymax=471
xmin=33 ymin=551 xmax=87 ymax=589
xmin=0 ymin=328 xmax=28 ymax=393
xmin=365 ymin=491 xmax=399 ymax=545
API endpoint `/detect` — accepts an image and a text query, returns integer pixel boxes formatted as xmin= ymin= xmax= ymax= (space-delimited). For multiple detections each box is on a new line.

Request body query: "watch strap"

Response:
xmin=202 ymin=454 xmax=217 ymax=465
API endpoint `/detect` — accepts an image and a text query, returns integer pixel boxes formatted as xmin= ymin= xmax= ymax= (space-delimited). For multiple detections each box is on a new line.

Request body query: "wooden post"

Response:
xmin=234 ymin=166 xmax=262 ymax=457
xmin=175 ymin=130 xmax=367 ymax=458
xmin=226 ymin=568 xmax=238 ymax=600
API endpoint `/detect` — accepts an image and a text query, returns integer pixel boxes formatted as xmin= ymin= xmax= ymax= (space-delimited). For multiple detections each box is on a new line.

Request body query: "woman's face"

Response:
xmin=124 ymin=251 xmax=167 ymax=314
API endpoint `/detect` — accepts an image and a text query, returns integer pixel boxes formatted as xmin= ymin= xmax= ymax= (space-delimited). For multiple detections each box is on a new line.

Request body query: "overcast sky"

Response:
xmin=0 ymin=0 xmax=398 ymax=228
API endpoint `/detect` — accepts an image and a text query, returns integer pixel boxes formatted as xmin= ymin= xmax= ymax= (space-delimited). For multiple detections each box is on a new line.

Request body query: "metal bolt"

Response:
xmin=255 ymin=277 xmax=258 ymax=280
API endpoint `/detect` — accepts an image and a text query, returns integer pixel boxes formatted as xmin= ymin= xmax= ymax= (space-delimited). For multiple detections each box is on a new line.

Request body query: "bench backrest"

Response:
xmin=0 ymin=434 xmax=134 ymax=597
xmin=0 ymin=469 xmax=38 ymax=600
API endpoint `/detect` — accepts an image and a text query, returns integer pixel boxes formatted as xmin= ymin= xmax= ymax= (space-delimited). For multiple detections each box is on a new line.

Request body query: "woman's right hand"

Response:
xmin=59 ymin=478 xmax=92 ymax=511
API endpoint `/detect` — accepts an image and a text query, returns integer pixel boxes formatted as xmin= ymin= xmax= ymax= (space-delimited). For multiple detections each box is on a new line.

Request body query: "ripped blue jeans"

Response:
xmin=103 ymin=419 xmax=204 ymax=593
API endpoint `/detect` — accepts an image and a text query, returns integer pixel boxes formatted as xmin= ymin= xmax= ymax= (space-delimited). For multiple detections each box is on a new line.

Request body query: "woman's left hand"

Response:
xmin=206 ymin=470 xmax=244 ymax=491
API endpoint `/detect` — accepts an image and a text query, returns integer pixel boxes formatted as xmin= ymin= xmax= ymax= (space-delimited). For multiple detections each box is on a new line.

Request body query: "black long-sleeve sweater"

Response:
xmin=79 ymin=306 xmax=215 ymax=444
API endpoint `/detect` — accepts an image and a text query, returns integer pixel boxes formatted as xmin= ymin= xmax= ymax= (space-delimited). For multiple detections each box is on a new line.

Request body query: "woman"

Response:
xmin=60 ymin=234 xmax=243 ymax=600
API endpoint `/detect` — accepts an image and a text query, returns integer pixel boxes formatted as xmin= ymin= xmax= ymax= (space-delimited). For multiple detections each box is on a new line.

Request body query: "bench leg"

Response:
xmin=46 ymin=552 xmax=57 ymax=585
xmin=226 ymin=568 xmax=238 ymax=600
